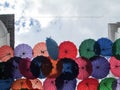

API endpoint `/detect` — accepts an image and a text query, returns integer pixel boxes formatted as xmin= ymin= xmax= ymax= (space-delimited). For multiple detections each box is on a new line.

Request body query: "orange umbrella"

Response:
xmin=33 ymin=42 xmax=49 ymax=57
xmin=0 ymin=45 xmax=13 ymax=62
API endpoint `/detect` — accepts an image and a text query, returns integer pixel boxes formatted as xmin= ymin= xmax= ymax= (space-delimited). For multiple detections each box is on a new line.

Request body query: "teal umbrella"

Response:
xmin=79 ymin=39 xmax=100 ymax=59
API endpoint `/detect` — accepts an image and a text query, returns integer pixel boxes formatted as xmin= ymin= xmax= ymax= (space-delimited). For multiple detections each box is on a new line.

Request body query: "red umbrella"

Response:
xmin=77 ymin=78 xmax=99 ymax=90
xmin=75 ymin=57 xmax=92 ymax=80
xmin=0 ymin=45 xmax=13 ymax=62
xmin=58 ymin=41 xmax=77 ymax=59
xmin=33 ymin=42 xmax=49 ymax=57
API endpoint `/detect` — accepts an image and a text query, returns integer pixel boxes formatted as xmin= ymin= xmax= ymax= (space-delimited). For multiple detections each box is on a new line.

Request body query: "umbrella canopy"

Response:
xmin=115 ymin=78 xmax=120 ymax=90
xmin=77 ymin=78 xmax=99 ymax=90
xmin=112 ymin=38 xmax=120 ymax=60
xmin=56 ymin=58 xmax=79 ymax=80
xmin=58 ymin=41 xmax=77 ymax=59
xmin=97 ymin=37 xmax=113 ymax=56
xmin=30 ymin=56 xmax=53 ymax=79
xmin=14 ymin=43 xmax=33 ymax=59
xmin=0 ymin=45 xmax=13 ymax=62
xmin=110 ymin=56 xmax=120 ymax=77
xmin=19 ymin=58 xmax=35 ymax=79
xmin=75 ymin=57 xmax=92 ymax=80
xmin=91 ymin=56 xmax=110 ymax=79
xmin=33 ymin=42 xmax=49 ymax=57
xmin=0 ymin=78 xmax=13 ymax=90
xmin=99 ymin=77 xmax=116 ymax=90
xmin=46 ymin=37 xmax=59 ymax=60
xmin=43 ymin=78 xmax=56 ymax=90
xmin=79 ymin=39 xmax=100 ymax=59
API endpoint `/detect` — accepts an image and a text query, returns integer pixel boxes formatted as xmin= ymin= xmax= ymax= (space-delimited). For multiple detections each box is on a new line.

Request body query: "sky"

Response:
xmin=1 ymin=0 xmax=120 ymax=48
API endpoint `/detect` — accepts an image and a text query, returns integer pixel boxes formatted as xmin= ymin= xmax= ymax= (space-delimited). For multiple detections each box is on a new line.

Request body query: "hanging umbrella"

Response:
xmin=0 ymin=45 xmax=13 ymax=62
xmin=56 ymin=58 xmax=79 ymax=80
xmin=11 ymin=78 xmax=33 ymax=89
xmin=109 ymin=56 xmax=120 ymax=77
xmin=58 ymin=41 xmax=77 ymax=59
xmin=46 ymin=37 xmax=59 ymax=60
xmin=79 ymin=39 xmax=100 ymax=59
xmin=14 ymin=43 xmax=33 ymax=59
xmin=30 ymin=56 xmax=53 ymax=79
xmin=99 ymin=77 xmax=116 ymax=90
xmin=97 ymin=37 xmax=113 ymax=56
xmin=75 ymin=57 xmax=92 ymax=80
xmin=33 ymin=42 xmax=49 ymax=58
xmin=19 ymin=58 xmax=35 ymax=79
xmin=91 ymin=56 xmax=110 ymax=79
xmin=77 ymin=78 xmax=99 ymax=90
xmin=115 ymin=78 xmax=120 ymax=90
xmin=112 ymin=38 xmax=120 ymax=60
xmin=0 ymin=78 xmax=13 ymax=90
xmin=43 ymin=78 xmax=56 ymax=90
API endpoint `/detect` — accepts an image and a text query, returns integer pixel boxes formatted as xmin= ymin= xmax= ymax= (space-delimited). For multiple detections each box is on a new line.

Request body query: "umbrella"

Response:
xmin=58 ymin=41 xmax=77 ymax=59
xmin=112 ymin=38 xmax=120 ymax=60
xmin=19 ymin=58 xmax=35 ymax=79
xmin=79 ymin=39 xmax=100 ymax=59
xmin=14 ymin=43 xmax=33 ymax=59
xmin=115 ymin=78 xmax=120 ymax=90
xmin=30 ymin=56 xmax=53 ymax=79
xmin=99 ymin=77 xmax=116 ymax=90
xmin=33 ymin=42 xmax=49 ymax=57
xmin=75 ymin=57 xmax=92 ymax=80
xmin=46 ymin=37 xmax=59 ymax=60
xmin=77 ymin=78 xmax=99 ymax=90
xmin=109 ymin=56 xmax=120 ymax=77
xmin=56 ymin=58 xmax=79 ymax=80
xmin=0 ymin=45 xmax=14 ymax=62
xmin=91 ymin=56 xmax=110 ymax=79
xmin=0 ymin=78 xmax=13 ymax=90
xmin=11 ymin=78 xmax=33 ymax=89
xmin=97 ymin=37 xmax=113 ymax=56
xmin=43 ymin=78 xmax=56 ymax=90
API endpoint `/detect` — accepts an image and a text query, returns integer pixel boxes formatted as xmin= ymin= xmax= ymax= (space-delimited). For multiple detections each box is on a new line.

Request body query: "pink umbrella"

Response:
xmin=75 ymin=57 xmax=92 ymax=80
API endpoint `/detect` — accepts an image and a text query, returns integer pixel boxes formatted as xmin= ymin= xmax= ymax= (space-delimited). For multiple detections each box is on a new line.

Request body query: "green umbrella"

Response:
xmin=79 ymin=39 xmax=100 ymax=59
xmin=99 ymin=77 xmax=116 ymax=90
xmin=112 ymin=38 xmax=120 ymax=60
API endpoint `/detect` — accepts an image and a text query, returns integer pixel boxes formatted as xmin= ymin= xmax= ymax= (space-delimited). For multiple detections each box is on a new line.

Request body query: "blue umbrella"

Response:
xmin=91 ymin=56 xmax=110 ymax=79
xmin=46 ymin=37 xmax=59 ymax=60
xmin=97 ymin=37 xmax=113 ymax=56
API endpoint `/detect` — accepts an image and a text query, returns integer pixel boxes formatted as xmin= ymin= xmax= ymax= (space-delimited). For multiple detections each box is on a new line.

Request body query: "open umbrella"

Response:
xmin=56 ymin=58 xmax=79 ymax=80
xmin=19 ymin=58 xmax=35 ymax=79
xmin=97 ymin=37 xmax=113 ymax=56
xmin=46 ymin=37 xmax=59 ymax=60
xmin=43 ymin=78 xmax=56 ymax=90
xmin=112 ymin=38 xmax=120 ymax=60
xmin=33 ymin=42 xmax=49 ymax=58
xmin=0 ymin=45 xmax=14 ymax=62
xmin=77 ymin=78 xmax=99 ymax=90
xmin=109 ymin=56 xmax=120 ymax=77
xmin=58 ymin=41 xmax=77 ymax=59
xmin=75 ymin=57 xmax=92 ymax=80
xmin=99 ymin=77 xmax=116 ymax=90
xmin=91 ymin=56 xmax=110 ymax=79
xmin=79 ymin=39 xmax=100 ymax=59
xmin=14 ymin=43 xmax=33 ymax=59
xmin=115 ymin=78 xmax=120 ymax=90
xmin=30 ymin=56 xmax=53 ymax=79
xmin=0 ymin=78 xmax=13 ymax=90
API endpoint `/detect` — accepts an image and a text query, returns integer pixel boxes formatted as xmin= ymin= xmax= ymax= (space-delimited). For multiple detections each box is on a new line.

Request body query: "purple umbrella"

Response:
xmin=14 ymin=44 xmax=33 ymax=59
xmin=115 ymin=78 xmax=120 ymax=90
xmin=91 ymin=56 xmax=110 ymax=79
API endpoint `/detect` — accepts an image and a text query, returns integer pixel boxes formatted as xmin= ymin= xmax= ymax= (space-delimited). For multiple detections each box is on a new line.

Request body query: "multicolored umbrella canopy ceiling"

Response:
xmin=91 ymin=56 xmax=110 ymax=79
xmin=46 ymin=37 xmax=59 ymax=60
xmin=0 ymin=45 xmax=14 ymax=62
xmin=14 ymin=44 xmax=33 ymax=59
xmin=58 ymin=41 xmax=77 ymax=59
xmin=97 ymin=37 xmax=113 ymax=56
xmin=79 ymin=39 xmax=100 ymax=59
xmin=75 ymin=57 xmax=92 ymax=80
